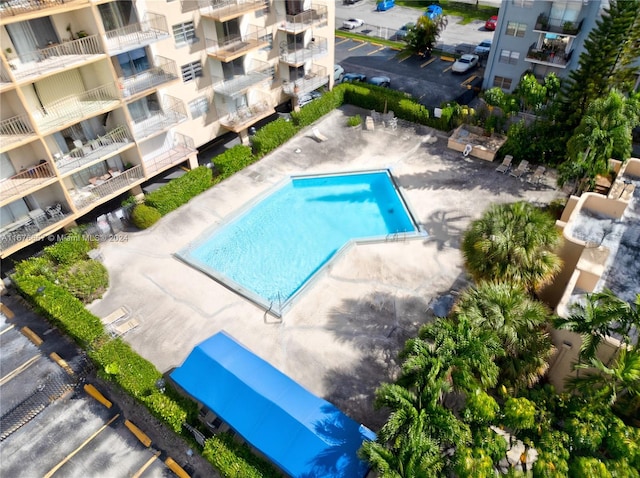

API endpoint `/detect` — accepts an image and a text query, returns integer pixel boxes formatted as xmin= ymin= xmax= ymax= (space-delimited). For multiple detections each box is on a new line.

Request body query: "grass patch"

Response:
xmin=336 ymin=32 xmax=404 ymax=49
xmin=394 ymin=1 xmax=499 ymax=24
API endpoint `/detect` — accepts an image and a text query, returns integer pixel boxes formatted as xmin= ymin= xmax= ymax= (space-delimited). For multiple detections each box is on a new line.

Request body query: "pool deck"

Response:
xmin=89 ymin=107 xmax=566 ymax=430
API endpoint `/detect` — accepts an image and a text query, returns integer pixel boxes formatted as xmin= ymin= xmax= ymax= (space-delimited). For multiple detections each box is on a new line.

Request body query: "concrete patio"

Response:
xmin=89 ymin=107 xmax=565 ymax=430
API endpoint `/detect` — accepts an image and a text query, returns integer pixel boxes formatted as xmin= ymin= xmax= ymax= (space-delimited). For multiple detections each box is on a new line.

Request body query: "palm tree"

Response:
xmin=461 ymin=202 xmax=562 ymax=293
xmin=567 ymin=347 xmax=640 ymax=418
xmin=405 ymin=14 xmax=447 ymax=58
xmin=454 ymin=282 xmax=554 ymax=391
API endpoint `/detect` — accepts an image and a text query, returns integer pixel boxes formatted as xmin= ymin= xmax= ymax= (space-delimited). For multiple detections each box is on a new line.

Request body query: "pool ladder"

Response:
xmin=386 ymin=231 xmax=405 ymax=242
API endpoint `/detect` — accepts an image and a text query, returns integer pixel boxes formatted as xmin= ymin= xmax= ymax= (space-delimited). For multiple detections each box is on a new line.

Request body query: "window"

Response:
xmin=512 ymin=0 xmax=533 ymax=6
xmin=506 ymin=21 xmax=526 ymax=37
xmin=181 ymin=60 xmax=203 ymax=83
xmin=499 ymin=50 xmax=520 ymax=65
xmin=260 ymin=32 xmax=272 ymax=51
xmin=189 ymin=96 xmax=209 ymax=119
xmin=493 ymin=76 xmax=513 ymax=90
xmin=173 ymin=21 xmax=197 ymax=47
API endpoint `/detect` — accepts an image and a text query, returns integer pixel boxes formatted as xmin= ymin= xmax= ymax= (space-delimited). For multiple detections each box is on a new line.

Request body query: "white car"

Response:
xmin=474 ymin=39 xmax=492 ymax=56
xmin=452 ymin=54 xmax=479 ymax=73
xmin=342 ymin=18 xmax=365 ymax=30
xmin=334 ymin=64 xmax=345 ymax=83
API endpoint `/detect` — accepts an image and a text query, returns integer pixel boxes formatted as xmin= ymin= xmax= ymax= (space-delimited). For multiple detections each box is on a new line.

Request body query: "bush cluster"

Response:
xmin=251 ymin=118 xmax=298 ymax=158
xmin=145 ymin=166 xmax=213 ymax=215
xmin=203 ymin=432 xmax=281 ymax=478
xmin=213 ymin=144 xmax=255 ymax=181
xmin=131 ymin=204 xmax=161 ymax=229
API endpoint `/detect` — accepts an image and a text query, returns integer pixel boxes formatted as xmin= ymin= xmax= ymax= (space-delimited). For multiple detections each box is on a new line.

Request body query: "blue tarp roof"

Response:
xmin=170 ymin=331 xmax=376 ymax=478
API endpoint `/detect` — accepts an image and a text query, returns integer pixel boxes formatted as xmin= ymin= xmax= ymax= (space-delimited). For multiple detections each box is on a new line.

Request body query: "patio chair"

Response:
xmin=527 ymin=165 xmax=546 ymax=185
xmin=495 ymin=155 xmax=513 ymax=173
xmin=111 ymin=316 xmax=139 ymax=337
xmin=510 ymin=160 xmax=530 ymax=179
xmin=621 ymin=183 xmax=636 ymax=201
xmin=102 ymin=305 xmax=131 ymax=325
xmin=311 ymin=127 xmax=328 ymax=142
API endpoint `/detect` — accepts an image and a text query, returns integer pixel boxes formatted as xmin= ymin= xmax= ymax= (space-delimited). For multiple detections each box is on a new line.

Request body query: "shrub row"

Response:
xmin=145 ymin=166 xmax=213 ymax=216
xmin=203 ymin=432 xmax=281 ymax=478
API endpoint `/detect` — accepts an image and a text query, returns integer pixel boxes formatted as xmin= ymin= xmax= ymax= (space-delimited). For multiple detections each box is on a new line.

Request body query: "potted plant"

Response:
xmin=536 ymin=14 xmax=549 ymax=30
xmin=562 ymin=21 xmax=577 ymax=34
xmin=4 ymin=47 xmax=17 ymax=70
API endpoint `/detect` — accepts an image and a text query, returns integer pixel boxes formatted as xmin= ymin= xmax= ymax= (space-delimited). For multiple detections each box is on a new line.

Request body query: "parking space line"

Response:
xmin=348 ymin=42 xmax=367 ymax=52
xmin=131 ymin=451 xmax=161 ymax=478
xmin=461 ymin=75 xmax=478 ymax=87
xmin=0 ymin=324 xmax=15 ymax=335
xmin=367 ymin=46 xmax=385 ymax=56
xmin=335 ymin=38 xmax=350 ymax=46
xmin=443 ymin=65 xmax=453 ymax=73
xmin=44 ymin=413 xmax=121 ymax=478
xmin=397 ymin=55 xmax=411 ymax=63
xmin=420 ymin=57 xmax=437 ymax=68
xmin=0 ymin=355 xmax=40 ymax=386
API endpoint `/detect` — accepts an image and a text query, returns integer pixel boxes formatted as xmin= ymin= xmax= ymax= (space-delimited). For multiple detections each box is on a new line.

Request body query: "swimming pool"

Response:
xmin=177 ymin=170 xmax=421 ymax=315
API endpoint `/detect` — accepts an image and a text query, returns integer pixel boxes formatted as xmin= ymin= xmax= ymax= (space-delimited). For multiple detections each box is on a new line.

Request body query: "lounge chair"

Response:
xmin=495 ymin=155 xmax=513 ymax=173
xmin=103 ymin=305 xmax=131 ymax=325
xmin=510 ymin=160 xmax=530 ymax=179
xmin=311 ymin=127 xmax=328 ymax=142
xmin=111 ymin=317 xmax=140 ymax=337
xmin=527 ymin=165 xmax=546 ymax=185
xmin=621 ymin=183 xmax=636 ymax=201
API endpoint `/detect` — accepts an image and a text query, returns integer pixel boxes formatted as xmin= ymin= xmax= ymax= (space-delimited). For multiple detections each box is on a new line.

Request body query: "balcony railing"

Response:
xmin=212 ymin=59 xmax=272 ymax=97
xmin=0 ymin=203 xmax=70 ymax=255
xmin=205 ymin=25 xmax=268 ymax=62
xmin=279 ymin=36 xmax=328 ymax=66
xmin=282 ymin=64 xmax=328 ymax=96
xmin=0 ymin=161 xmax=56 ymax=202
xmin=534 ymin=15 xmax=583 ymax=36
xmin=191 ymin=0 xmax=266 ymax=22
xmin=278 ymin=4 xmax=329 ymax=33
xmin=54 ymin=125 xmax=133 ymax=174
xmin=219 ymin=101 xmax=274 ymax=133
xmin=0 ymin=114 xmax=36 ymax=148
xmin=9 ymin=35 xmax=104 ymax=81
xmin=32 ymin=83 xmax=120 ymax=133
xmin=71 ymin=165 xmax=144 ymax=210
xmin=143 ymin=133 xmax=196 ymax=175
xmin=105 ymin=13 xmax=170 ymax=55
xmin=130 ymin=95 xmax=188 ymax=140
xmin=118 ymin=56 xmax=179 ymax=99
xmin=525 ymin=43 xmax=572 ymax=68
xmin=0 ymin=0 xmax=87 ymax=18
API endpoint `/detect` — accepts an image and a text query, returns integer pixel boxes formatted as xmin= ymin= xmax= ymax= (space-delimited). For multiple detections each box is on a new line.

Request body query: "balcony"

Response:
xmin=0 ymin=114 xmax=36 ymax=151
xmin=54 ymin=125 xmax=134 ymax=175
xmin=70 ymin=165 xmax=144 ymax=210
xmin=0 ymin=161 xmax=56 ymax=203
xmin=205 ymin=25 xmax=268 ymax=63
xmin=525 ymin=43 xmax=572 ymax=68
xmin=130 ymin=95 xmax=188 ymax=140
xmin=219 ymin=101 xmax=274 ymax=133
xmin=142 ymin=133 xmax=196 ymax=175
xmin=278 ymin=4 xmax=329 ymax=34
xmin=0 ymin=0 xmax=87 ymax=18
xmin=1 ymin=65 xmax=12 ymax=90
xmin=282 ymin=64 xmax=328 ymax=97
xmin=0 ymin=203 xmax=71 ymax=257
xmin=104 ymin=13 xmax=170 ymax=55
xmin=118 ymin=56 xmax=179 ymax=99
xmin=8 ymin=35 xmax=105 ymax=82
xmin=534 ymin=15 xmax=583 ymax=36
xmin=194 ymin=0 xmax=266 ymax=22
xmin=32 ymin=83 xmax=120 ymax=133
xmin=212 ymin=59 xmax=271 ymax=97
xmin=279 ymin=36 xmax=328 ymax=67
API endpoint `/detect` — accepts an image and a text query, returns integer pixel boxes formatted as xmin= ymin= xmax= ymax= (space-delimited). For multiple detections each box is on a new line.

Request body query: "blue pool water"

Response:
xmin=179 ymin=171 xmax=418 ymax=312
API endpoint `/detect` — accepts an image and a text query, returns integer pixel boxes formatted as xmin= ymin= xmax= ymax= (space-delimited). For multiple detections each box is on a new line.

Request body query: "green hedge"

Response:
xmin=251 ymin=118 xmax=299 ymax=158
xmin=342 ymin=83 xmax=430 ymax=125
xmin=131 ymin=204 xmax=162 ymax=229
xmin=142 ymin=392 xmax=189 ymax=434
xmin=145 ymin=166 xmax=213 ymax=215
xmin=290 ymin=87 xmax=344 ymax=128
xmin=57 ymin=260 xmax=109 ymax=303
xmin=44 ymin=231 xmax=97 ymax=265
xmin=214 ymin=144 xmax=255 ymax=181
xmin=203 ymin=433 xmax=282 ymax=478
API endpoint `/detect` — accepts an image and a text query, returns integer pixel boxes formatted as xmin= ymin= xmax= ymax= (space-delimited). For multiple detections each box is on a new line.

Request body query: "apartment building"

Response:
xmin=0 ymin=0 xmax=334 ymax=259
xmin=483 ymin=0 xmax=605 ymax=92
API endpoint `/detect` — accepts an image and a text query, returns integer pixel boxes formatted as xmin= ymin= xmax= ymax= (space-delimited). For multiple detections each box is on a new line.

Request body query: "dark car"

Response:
xmin=342 ymin=73 xmax=367 ymax=83
xmin=395 ymin=23 xmax=414 ymax=41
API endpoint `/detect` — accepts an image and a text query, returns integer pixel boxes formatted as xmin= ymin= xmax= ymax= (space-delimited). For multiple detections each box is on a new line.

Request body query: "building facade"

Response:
xmin=0 ymin=0 xmax=335 ymax=259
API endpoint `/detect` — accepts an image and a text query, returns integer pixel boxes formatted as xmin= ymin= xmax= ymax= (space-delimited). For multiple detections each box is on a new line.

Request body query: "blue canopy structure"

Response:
xmin=170 ymin=331 xmax=376 ymax=478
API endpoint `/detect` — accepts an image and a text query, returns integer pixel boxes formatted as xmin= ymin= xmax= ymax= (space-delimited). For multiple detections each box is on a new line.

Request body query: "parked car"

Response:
xmin=424 ymin=4 xmax=443 ymax=20
xmin=342 ymin=18 xmax=365 ymax=30
xmin=298 ymin=91 xmax=322 ymax=108
xmin=451 ymin=54 xmax=479 ymax=73
xmin=395 ymin=23 xmax=414 ymax=41
xmin=376 ymin=0 xmax=395 ymax=12
xmin=334 ymin=64 xmax=345 ymax=83
xmin=474 ymin=39 xmax=492 ymax=56
xmin=485 ymin=15 xmax=498 ymax=31
xmin=342 ymin=73 xmax=367 ymax=83
xmin=367 ymin=76 xmax=391 ymax=87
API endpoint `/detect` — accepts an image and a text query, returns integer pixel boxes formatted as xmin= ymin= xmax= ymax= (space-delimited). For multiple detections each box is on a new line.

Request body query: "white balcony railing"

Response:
xmin=0 ymin=0 xmax=81 ymax=18
xmin=130 ymin=95 xmax=188 ymax=140
xmin=212 ymin=59 xmax=272 ymax=97
xmin=0 ymin=203 xmax=70 ymax=254
xmin=0 ymin=161 xmax=56 ymax=202
xmin=105 ymin=13 xmax=170 ymax=55
xmin=54 ymin=125 xmax=133 ymax=174
xmin=118 ymin=56 xmax=179 ymax=98
xmin=0 ymin=114 xmax=36 ymax=148
xmin=72 ymin=165 xmax=144 ymax=210
xmin=192 ymin=0 xmax=266 ymax=21
xmin=9 ymin=35 xmax=104 ymax=81
xmin=219 ymin=100 xmax=274 ymax=132
xmin=278 ymin=4 xmax=328 ymax=33
xmin=32 ymin=83 xmax=120 ymax=133
xmin=205 ymin=25 xmax=268 ymax=62
xmin=282 ymin=64 xmax=328 ymax=96
xmin=279 ymin=36 xmax=328 ymax=66
xmin=143 ymin=133 xmax=196 ymax=175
